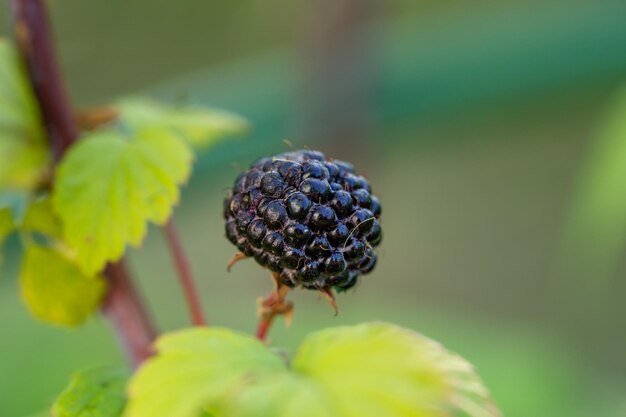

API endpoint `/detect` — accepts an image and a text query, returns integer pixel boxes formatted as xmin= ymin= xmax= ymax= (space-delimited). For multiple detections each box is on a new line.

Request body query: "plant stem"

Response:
xmin=163 ymin=218 xmax=206 ymax=326
xmin=256 ymin=317 xmax=273 ymax=341
xmin=9 ymin=0 xmax=157 ymax=367
xmin=8 ymin=0 xmax=77 ymax=161
xmin=103 ymin=262 xmax=157 ymax=367
xmin=256 ymin=285 xmax=291 ymax=341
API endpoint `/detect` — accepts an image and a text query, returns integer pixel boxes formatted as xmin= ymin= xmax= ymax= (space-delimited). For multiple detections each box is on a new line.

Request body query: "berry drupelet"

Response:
xmin=223 ymin=150 xmax=382 ymax=297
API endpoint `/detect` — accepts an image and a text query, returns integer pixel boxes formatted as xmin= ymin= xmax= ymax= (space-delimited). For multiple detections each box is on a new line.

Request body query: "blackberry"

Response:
xmin=223 ymin=150 xmax=382 ymax=293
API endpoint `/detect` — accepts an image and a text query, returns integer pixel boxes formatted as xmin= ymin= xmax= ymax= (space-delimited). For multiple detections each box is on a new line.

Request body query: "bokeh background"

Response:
xmin=2 ymin=1 xmax=626 ymax=416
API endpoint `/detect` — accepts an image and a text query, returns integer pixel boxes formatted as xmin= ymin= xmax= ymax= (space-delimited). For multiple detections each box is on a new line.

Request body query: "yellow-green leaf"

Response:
xmin=0 ymin=38 xmax=49 ymax=190
xmin=125 ymin=328 xmax=285 ymax=417
xmin=118 ymin=97 xmax=249 ymax=148
xmin=216 ymin=373 xmax=334 ymax=417
xmin=52 ymin=128 xmax=193 ymax=275
xmin=21 ymin=196 xmax=63 ymax=238
xmin=0 ymin=206 xmax=15 ymax=271
xmin=125 ymin=323 xmax=500 ymax=417
xmin=0 ymin=206 xmax=14 ymax=244
xmin=20 ymin=244 xmax=106 ymax=326
xmin=291 ymin=323 xmax=500 ymax=417
xmin=53 ymin=365 xmax=129 ymax=417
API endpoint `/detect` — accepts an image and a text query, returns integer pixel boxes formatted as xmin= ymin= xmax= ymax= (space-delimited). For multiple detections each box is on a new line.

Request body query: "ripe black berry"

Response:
xmin=331 ymin=190 xmax=353 ymax=215
xmin=223 ymin=149 xmax=382 ymax=292
xmin=310 ymin=206 xmax=337 ymax=230
xmin=263 ymin=201 xmax=288 ymax=228
xmin=285 ymin=192 xmax=311 ymax=219
xmin=299 ymin=178 xmax=331 ymax=203
xmin=285 ymin=222 xmax=311 ymax=244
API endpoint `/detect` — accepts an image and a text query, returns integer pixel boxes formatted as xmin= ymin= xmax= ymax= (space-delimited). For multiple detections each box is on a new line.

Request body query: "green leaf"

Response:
xmin=291 ymin=323 xmax=500 ymax=417
xmin=0 ymin=206 xmax=15 ymax=271
xmin=22 ymin=411 xmax=51 ymax=417
xmin=215 ymin=373 xmax=334 ymax=417
xmin=52 ymin=128 xmax=193 ymax=275
xmin=53 ymin=365 xmax=129 ymax=417
xmin=118 ymin=97 xmax=249 ymax=148
xmin=21 ymin=196 xmax=63 ymax=238
xmin=125 ymin=328 xmax=285 ymax=417
xmin=0 ymin=38 xmax=49 ymax=190
xmin=0 ymin=206 xmax=14 ymax=245
xmin=20 ymin=244 xmax=106 ymax=326
xmin=125 ymin=323 xmax=500 ymax=417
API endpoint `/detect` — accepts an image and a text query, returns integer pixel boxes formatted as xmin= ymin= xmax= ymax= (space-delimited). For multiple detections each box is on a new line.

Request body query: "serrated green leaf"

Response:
xmin=52 ymin=128 xmax=193 ymax=275
xmin=125 ymin=328 xmax=285 ymax=417
xmin=21 ymin=196 xmax=63 ymax=238
xmin=53 ymin=365 xmax=129 ymax=417
xmin=118 ymin=97 xmax=249 ymax=148
xmin=20 ymin=244 xmax=106 ymax=326
xmin=125 ymin=323 xmax=500 ymax=417
xmin=0 ymin=38 xmax=50 ymax=190
xmin=291 ymin=323 xmax=500 ymax=417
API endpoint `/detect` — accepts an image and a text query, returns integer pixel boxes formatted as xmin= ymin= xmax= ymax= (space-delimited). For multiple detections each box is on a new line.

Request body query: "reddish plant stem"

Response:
xmin=9 ymin=0 xmax=77 ymax=161
xmin=9 ymin=0 xmax=157 ymax=366
xmin=256 ymin=290 xmax=279 ymax=341
xmin=256 ymin=318 xmax=272 ymax=341
xmin=256 ymin=285 xmax=291 ymax=341
xmin=162 ymin=218 xmax=206 ymax=326
xmin=103 ymin=262 xmax=157 ymax=367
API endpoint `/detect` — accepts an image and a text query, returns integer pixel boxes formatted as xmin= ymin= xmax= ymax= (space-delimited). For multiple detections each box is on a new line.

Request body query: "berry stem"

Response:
xmin=162 ymin=218 xmax=207 ymax=326
xmin=256 ymin=284 xmax=292 ymax=341
xmin=9 ymin=0 xmax=157 ymax=367
xmin=256 ymin=290 xmax=279 ymax=341
xmin=256 ymin=317 xmax=273 ymax=341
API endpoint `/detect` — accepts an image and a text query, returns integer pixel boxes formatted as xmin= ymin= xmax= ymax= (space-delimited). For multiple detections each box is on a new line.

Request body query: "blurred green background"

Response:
xmin=2 ymin=0 xmax=626 ymax=416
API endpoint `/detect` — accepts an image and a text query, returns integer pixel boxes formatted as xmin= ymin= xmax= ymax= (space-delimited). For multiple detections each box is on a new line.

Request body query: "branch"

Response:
xmin=162 ymin=218 xmax=206 ymax=326
xmin=9 ymin=0 xmax=77 ymax=160
xmin=103 ymin=262 xmax=157 ymax=367
xmin=9 ymin=0 xmax=157 ymax=366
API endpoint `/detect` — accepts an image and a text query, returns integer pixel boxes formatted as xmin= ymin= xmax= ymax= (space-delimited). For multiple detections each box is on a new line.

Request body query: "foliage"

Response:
xmin=0 ymin=27 xmax=501 ymax=417
xmin=123 ymin=323 xmax=500 ymax=417
xmin=117 ymin=97 xmax=249 ymax=149
xmin=20 ymin=244 xmax=106 ymax=326
xmin=0 ymin=37 xmax=247 ymax=325
xmin=0 ymin=206 xmax=14 ymax=252
xmin=0 ymin=39 xmax=49 ymax=191
xmin=126 ymin=327 xmax=286 ymax=417
xmin=52 ymin=128 xmax=193 ymax=275
xmin=52 ymin=365 xmax=129 ymax=417
xmin=21 ymin=196 xmax=63 ymax=238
